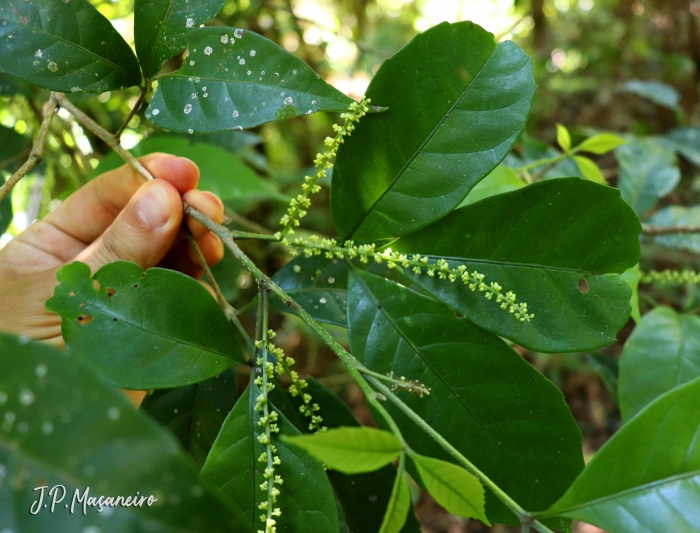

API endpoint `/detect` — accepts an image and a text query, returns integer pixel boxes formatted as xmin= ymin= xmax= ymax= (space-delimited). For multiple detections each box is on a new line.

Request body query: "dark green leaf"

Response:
xmin=392 ymin=178 xmax=641 ymax=352
xmin=0 ymin=72 xmax=31 ymax=96
xmin=0 ymin=0 xmax=141 ymax=92
xmin=647 ymin=206 xmax=700 ymax=254
xmin=348 ymin=269 xmax=584 ymax=525
xmin=272 ymin=255 xmax=348 ymax=327
xmin=586 ymin=352 xmax=619 ymax=403
xmin=269 ymin=378 xmax=421 ymax=533
xmin=542 ymin=376 xmax=700 ymax=532
xmin=620 ymin=80 xmax=680 ymax=111
xmin=134 ymin=0 xmax=227 ymax=80
xmin=619 ymin=307 xmax=700 ymax=422
xmin=140 ymin=368 xmax=238 ymax=467
xmin=201 ymin=384 xmax=338 ymax=533
xmin=45 ymin=261 xmax=244 ymax=389
xmin=331 ymin=21 xmax=536 ymax=242
xmin=0 ymin=333 xmax=245 ymax=533
xmin=379 ymin=456 xmax=411 ymax=533
xmin=92 ymin=136 xmax=284 ymax=202
xmin=0 ymin=125 xmax=28 ymax=172
xmin=616 ymin=139 xmax=680 ymax=215
xmin=409 ymin=451 xmax=489 ymax=525
xmin=458 ymin=164 xmax=525 ymax=207
xmin=285 ymin=427 xmax=403 ymax=474
xmin=147 ymin=27 xmax=353 ymax=133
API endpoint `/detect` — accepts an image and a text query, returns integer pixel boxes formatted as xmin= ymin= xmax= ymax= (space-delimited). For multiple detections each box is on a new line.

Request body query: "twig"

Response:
xmin=642 ymin=223 xmax=700 ymax=235
xmin=115 ymin=87 xmax=147 ymax=140
xmin=0 ymin=94 xmax=58 ymax=204
xmin=185 ymin=228 xmax=235 ymax=318
xmin=225 ymin=207 xmax=274 ymax=235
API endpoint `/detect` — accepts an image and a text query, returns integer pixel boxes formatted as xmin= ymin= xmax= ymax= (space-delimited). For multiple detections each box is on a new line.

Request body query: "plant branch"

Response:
xmin=365 ymin=376 xmax=556 ymax=533
xmin=115 ymin=87 xmax=147 ymax=139
xmin=0 ymin=94 xmax=58 ymax=204
xmin=642 ymin=223 xmax=700 ymax=235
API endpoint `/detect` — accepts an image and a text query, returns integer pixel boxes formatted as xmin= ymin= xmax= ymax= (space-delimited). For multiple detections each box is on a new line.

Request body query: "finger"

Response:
xmin=183 ymin=189 xmax=224 ymax=239
xmin=188 ymin=232 xmax=225 ymax=267
xmin=75 ymin=179 xmax=184 ymax=272
xmin=43 ymin=154 xmax=199 ymax=246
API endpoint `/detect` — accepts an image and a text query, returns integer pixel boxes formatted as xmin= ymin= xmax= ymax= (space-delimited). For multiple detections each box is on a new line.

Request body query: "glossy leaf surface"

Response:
xmin=147 ymin=27 xmax=352 ymax=133
xmin=0 ymin=333 xmax=244 ymax=533
xmin=616 ymin=139 xmax=680 ymax=215
xmin=140 ymin=369 xmax=238 ymax=467
xmin=285 ymin=427 xmax=403 ymax=474
xmin=458 ymin=164 xmax=525 ymax=206
xmin=201 ymin=385 xmax=338 ymax=533
xmin=348 ymin=269 xmax=584 ymax=525
xmin=0 ymin=0 xmax=141 ymax=92
xmin=272 ymin=255 xmax=348 ymax=326
xmin=619 ymin=306 xmax=700 ymax=421
xmin=134 ymin=0 xmax=227 ymax=80
xmin=392 ymin=178 xmax=641 ymax=352
xmin=331 ymin=21 xmax=536 ymax=242
xmin=543 ymin=376 xmax=700 ymax=533
xmin=409 ymin=451 xmax=489 ymax=524
xmin=46 ymin=261 xmax=244 ymax=389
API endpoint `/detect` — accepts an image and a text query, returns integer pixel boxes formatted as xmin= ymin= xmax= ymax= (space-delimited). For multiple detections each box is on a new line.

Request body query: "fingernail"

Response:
xmin=135 ymin=183 xmax=171 ymax=229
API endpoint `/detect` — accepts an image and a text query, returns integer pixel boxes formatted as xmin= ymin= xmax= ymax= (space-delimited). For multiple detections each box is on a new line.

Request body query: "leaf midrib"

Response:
xmin=78 ymin=296 xmax=239 ymax=362
xmin=351 ymin=268 xmax=537 ymax=492
xmin=343 ymin=41 xmax=499 ymax=239
xmin=1 ymin=15 xmax=137 ymax=80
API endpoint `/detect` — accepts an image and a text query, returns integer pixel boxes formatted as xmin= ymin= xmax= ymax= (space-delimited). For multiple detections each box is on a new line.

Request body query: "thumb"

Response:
xmin=75 ymin=180 xmax=184 ymax=272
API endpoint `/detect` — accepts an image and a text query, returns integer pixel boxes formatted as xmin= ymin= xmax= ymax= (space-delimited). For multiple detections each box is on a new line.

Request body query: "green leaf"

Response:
xmin=348 ymin=269 xmax=584 ymax=525
xmin=92 ymin=135 xmax=284 ymax=202
xmin=0 ymin=333 xmax=245 ymax=533
xmin=285 ymin=427 xmax=404 ymax=474
xmin=269 ymin=378 xmax=421 ymax=533
xmin=392 ymin=178 xmax=641 ymax=352
xmin=647 ymin=205 xmax=700 ymax=254
xmin=134 ymin=0 xmax=227 ymax=80
xmin=0 ymin=125 xmax=28 ymax=172
xmin=0 ymin=183 xmax=12 ymax=235
xmin=620 ymin=80 xmax=680 ymax=111
xmin=0 ymin=0 xmax=141 ymax=92
xmin=586 ymin=352 xmax=619 ymax=403
xmin=408 ymin=451 xmax=489 ymax=525
xmin=542 ymin=376 xmax=700 ymax=532
xmin=576 ymin=133 xmax=627 ymax=155
xmin=45 ymin=261 xmax=244 ymax=389
xmin=620 ymin=263 xmax=641 ymax=323
xmin=201 ymin=384 xmax=339 ymax=533
xmin=619 ymin=307 xmax=700 ymax=422
xmin=140 ymin=368 xmax=238 ymax=467
xmin=0 ymin=72 xmax=31 ymax=96
xmin=379 ymin=455 xmax=412 ymax=533
xmin=147 ymin=27 xmax=353 ymax=133
xmin=458 ymin=164 xmax=525 ymax=207
xmin=331 ymin=21 xmax=536 ymax=242
xmin=664 ymin=127 xmax=700 ymax=168
xmin=616 ymin=138 xmax=680 ymax=215
xmin=272 ymin=255 xmax=349 ymax=327
xmin=573 ymin=155 xmax=607 ymax=184
xmin=556 ymin=123 xmax=571 ymax=152
xmin=210 ymin=246 xmax=243 ymax=304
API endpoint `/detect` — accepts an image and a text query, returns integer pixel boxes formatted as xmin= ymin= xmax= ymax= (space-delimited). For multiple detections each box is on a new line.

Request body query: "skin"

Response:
xmin=0 ymin=154 xmax=225 ymax=403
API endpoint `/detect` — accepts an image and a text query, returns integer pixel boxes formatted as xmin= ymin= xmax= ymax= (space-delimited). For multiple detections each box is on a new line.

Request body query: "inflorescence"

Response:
xmin=641 ymin=269 xmax=700 ymax=285
xmin=275 ymin=97 xmax=371 ymax=240
xmin=287 ymin=236 xmax=535 ymax=322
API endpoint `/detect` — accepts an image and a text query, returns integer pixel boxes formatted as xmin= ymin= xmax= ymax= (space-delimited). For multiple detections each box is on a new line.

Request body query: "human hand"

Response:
xmin=0 ymin=154 xmax=224 ymax=346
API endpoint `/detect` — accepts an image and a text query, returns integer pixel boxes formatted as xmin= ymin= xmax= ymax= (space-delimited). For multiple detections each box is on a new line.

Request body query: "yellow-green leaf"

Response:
xmin=577 ymin=133 xmax=626 ymax=154
xmin=284 ymin=426 xmax=404 ymax=474
xmin=574 ymin=155 xmax=607 ymax=184
xmin=379 ymin=455 xmax=412 ymax=533
xmin=409 ymin=451 xmax=490 ymax=525
xmin=556 ymin=123 xmax=571 ymax=152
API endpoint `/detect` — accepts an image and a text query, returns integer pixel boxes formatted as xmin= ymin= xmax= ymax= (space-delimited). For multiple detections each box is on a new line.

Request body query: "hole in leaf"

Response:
xmin=578 ymin=277 xmax=590 ymax=293
xmin=113 ymin=317 xmax=118 ymax=321
xmin=93 ymin=280 xmax=101 ymax=291
xmin=106 ymin=288 xmax=116 ymax=297
xmin=141 ymin=272 xmax=147 ymax=278
xmin=133 ymin=284 xmax=138 ymax=289
xmin=77 ymin=315 xmax=93 ymax=325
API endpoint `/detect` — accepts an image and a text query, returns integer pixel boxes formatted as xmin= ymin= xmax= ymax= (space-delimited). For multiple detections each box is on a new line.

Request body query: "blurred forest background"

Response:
xmin=1 ymin=1 xmax=699 ymax=532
